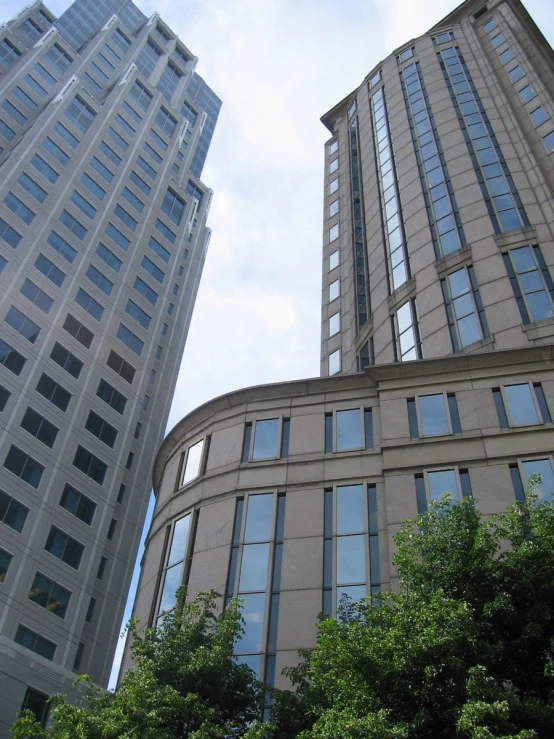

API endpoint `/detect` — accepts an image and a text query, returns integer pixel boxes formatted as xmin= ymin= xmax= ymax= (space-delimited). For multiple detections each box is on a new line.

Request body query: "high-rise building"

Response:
xmin=0 ymin=0 xmax=220 ymax=732
xmin=130 ymin=0 xmax=552 ymax=717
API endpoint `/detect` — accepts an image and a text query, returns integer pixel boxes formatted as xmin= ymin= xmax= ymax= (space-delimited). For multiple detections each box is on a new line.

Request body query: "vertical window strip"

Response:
xmin=394 ymin=298 xmax=422 ymax=362
xmin=367 ymin=484 xmax=380 ymax=594
xmin=441 ymin=266 xmax=488 ymax=351
xmin=349 ymin=117 xmax=369 ymax=328
xmin=263 ymin=494 xmax=286 ymax=717
xmin=370 ymin=85 xmax=410 ymax=291
xmin=438 ymin=46 xmax=529 ymax=233
xmin=503 ymin=246 xmax=554 ymax=324
xmin=322 ymin=488 xmax=333 ymax=616
xmin=155 ymin=513 xmax=192 ymax=620
xmin=400 ymin=61 xmax=466 ymax=258
xmin=225 ymin=498 xmax=244 ymax=605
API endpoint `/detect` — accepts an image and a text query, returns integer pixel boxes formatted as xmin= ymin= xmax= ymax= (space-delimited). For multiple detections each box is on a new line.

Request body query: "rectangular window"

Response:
xmin=28 ymin=572 xmax=71 ymax=618
xmin=114 ymin=204 xmax=137 ymax=231
xmin=393 ymin=299 xmax=422 ymax=361
xmin=18 ymin=173 xmax=47 ymax=203
xmin=143 ymin=142 xmax=163 ymax=165
xmin=442 ymin=266 xmax=488 ymax=350
xmin=36 ymin=373 xmax=71 ymax=411
xmin=105 ymin=222 xmax=130 ymax=251
xmin=156 ymin=513 xmax=193 ymax=616
xmin=117 ymin=323 xmax=143 ymax=355
xmin=0 ymin=119 xmax=15 ymax=140
xmin=156 ymin=62 xmax=181 ymax=99
xmin=31 ymin=155 xmax=58 ymax=183
xmin=70 ymin=191 xmax=96 ymax=219
xmin=161 ymin=190 xmax=186 ymax=225
xmin=408 ymin=392 xmax=461 ymax=437
xmin=141 ymin=256 xmax=165 ymax=283
xmin=129 ymin=80 xmax=153 ymax=111
xmin=99 ymin=141 xmax=121 ymax=167
xmin=134 ymin=276 xmax=158 ymax=305
xmin=96 ymin=555 xmax=107 ymax=580
xmin=115 ymin=113 xmax=135 ymax=137
xmin=54 ymin=122 xmax=79 ymax=149
xmin=4 ymin=192 xmax=35 ymax=224
xmin=419 ymin=467 xmax=472 ymax=508
xmin=493 ymin=382 xmax=551 ymax=427
xmin=73 ymin=642 xmax=85 ymax=671
xmin=0 ymin=488 xmax=29 ymax=532
xmin=0 ymin=337 xmax=26 ymax=375
xmin=110 ymin=28 xmax=131 ymax=55
xmin=73 ymin=446 xmax=107 ymax=485
xmin=121 ymin=186 xmax=144 ymax=212
xmin=63 ymin=314 xmax=94 ymax=348
xmin=80 ymin=173 xmax=105 ymax=201
xmin=149 ymin=236 xmax=171 ymax=263
xmin=117 ymin=484 xmax=126 ymax=503
xmin=43 ymin=137 xmax=69 ymax=165
xmin=512 ymin=458 xmax=554 ymax=503
xmin=0 ymin=218 xmax=22 ymax=249
xmin=508 ymin=65 xmax=524 ymax=83
xmin=90 ymin=156 xmax=114 ymax=183
xmin=135 ymin=40 xmax=161 ymax=79
xmin=34 ymin=254 xmax=65 ymax=287
xmin=15 ymin=626 xmax=56 ymax=660
xmin=325 ymin=408 xmax=374 ymax=452
xmin=96 ymin=243 xmax=122 ymax=273
xmin=126 ymin=452 xmax=134 ymax=470
xmin=5 ymin=306 xmax=40 ymax=343
xmin=50 ymin=342 xmax=83 ymax=378
xmin=0 ymin=39 xmax=21 ymax=70
xmin=107 ymin=350 xmax=135 ymax=384
xmin=503 ymin=245 xmax=554 ymax=323
xmin=129 ymin=171 xmax=151 ymax=196
xmin=86 ymin=265 xmax=112 ymax=296
xmin=125 ymin=299 xmax=151 ymax=330
xmin=34 ymin=62 xmax=56 ymax=85
xmin=21 ymin=407 xmax=58 ymax=448
xmin=2 ymin=100 xmax=27 ymax=125
xmin=47 ymin=231 xmax=76 ymax=262
xmin=65 ymin=96 xmax=95 ymax=133
xmin=85 ymin=410 xmax=118 ymax=448
xmin=155 ymin=107 xmax=177 ymax=137
xmin=59 ymin=210 xmax=87 ymax=240
xmin=107 ymin=127 xmax=128 ymax=151
xmin=20 ymin=279 xmax=53 ymax=314
xmin=0 ymin=384 xmax=10 ymax=411
xmin=0 ymin=547 xmax=12 ymax=583
xmin=136 ymin=156 xmax=157 ymax=180
xmin=75 ymin=288 xmax=103 ymax=321
xmin=4 ymin=445 xmax=44 ymax=489
xmin=97 ymin=378 xmax=127 ymax=414
xmin=45 ymin=526 xmax=84 ymax=568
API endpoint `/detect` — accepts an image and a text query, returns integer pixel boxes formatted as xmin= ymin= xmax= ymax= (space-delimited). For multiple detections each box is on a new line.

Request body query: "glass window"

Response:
xmin=15 ymin=626 xmax=55 ymax=661
xmin=508 ymin=65 xmax=524 ymax=83
xmin=329 ymin=250 xmax=339 ymax=271
xmin=521 ymin=459 xmax=554 ymax=502
xmin=65 ymin=96 xmax=95 ymax=133
xmin=0 ymin=548 xmax=12 ymax=583
xmin=336 ymin=409 xmax=361 ymax=450
xmin=182 ymin=438 xmax=204 ymax=485
xmin=329 ymin=200 xmax=339 ymax=217
xmin=427 ymin=469 xmax=459 ymax=503
xmin=0 ymin=338 xmax=25 ymax=375
xmin=329 ymin=178 xmax=339 ymax=194
xmin=503 ymin=383 xmax=538 ymax=425
xmin=0 ymin=488 xmax=29 ymax=532
xmin=329 ymin=140 xmax=338 ymax=154
xmin=337 ymin=485 xmax=364 ymax=534
xmin=329 ymin=279 xmax=339 ymax=301
xmin=45 ymin=526 xmax=84 ymax=568
xmin=530 ymin=106 xmax=549 ymax=127
xmin=504 ymin=245 xmax=554 ymax=323
xmin=419 ymin=394 xmax=449 ymax=435
xmin=18 ymin=173 xmax=47 ymax=203
xmin=4 ymin=446 xmax=44 ymax=489
xmin=442 ymin=266 xmax=487 ymax=350
xmin=107 ymin=350 xmax=135 ymax=384
xmin=31 ymin=154 xmax=58 ymax=183
xmin=21 ymin=279 xmax=53 ymax=314
xmin=36 ymin=373 xmax=71 ymax=412
xmin=499 ymin=48 xmax=514 ymax=65
xmin=252 ymin=419 xmax=279 ymax=460
xmin=519 ymin=84 xmax=537 ymax=103
xmin=21 ymin=407 xmax=58 ymax=448
xmin=4 ymin=193 xmax=35 ymax=224
xmin=329 ymin=349 xmax=341 ymax=375
xmin=5 ymin=306 xmax=40 ymax=343
xmin=329 ymin=312 xmax=340 ymax=336
xmin=329 ymin=159 xmax=338 ymax=174
xmin=28 ymin=572 xmax=71 ymax=618
xmin=395 ymin=299 xmax=421 ymax=361
xmin=72 ymin=446 xmax=107 ymax=485
xmin=544 ymin=131 xmax=554 ymax=153
xmin=50 ymin=342 xmax=82 ymax=378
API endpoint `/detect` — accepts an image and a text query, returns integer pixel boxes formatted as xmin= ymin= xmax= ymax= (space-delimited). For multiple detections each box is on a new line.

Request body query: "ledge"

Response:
xmin=387 ymin=275 xmax=416 ymax=313
xmin=522 ymin=316 xmax=554 ymax=341
xmin=434 ymin=246 xmax=472 ymax=277
xmin=494 ymin=226 xmax=537 ymax=250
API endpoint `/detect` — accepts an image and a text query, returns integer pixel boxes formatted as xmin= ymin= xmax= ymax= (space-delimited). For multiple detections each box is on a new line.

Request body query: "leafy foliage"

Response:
xmin=12 ymin=589 xmax=265 ymax=739
xmin=272 ymin=485 xmax=554 ymax=738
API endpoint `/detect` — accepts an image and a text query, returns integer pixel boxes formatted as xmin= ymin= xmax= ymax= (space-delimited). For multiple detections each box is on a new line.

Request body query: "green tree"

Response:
xmin=272 ymin=485 xmax=554 ymax=738
xmin=12 ymin=589 xmax=265 ymax=739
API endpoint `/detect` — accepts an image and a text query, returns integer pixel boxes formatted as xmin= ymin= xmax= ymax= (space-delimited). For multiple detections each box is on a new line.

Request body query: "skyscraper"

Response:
xmin=0 ymin=0 xmax=220 ymax=731
xmin=131 ymin=0 xmax=552 ymax=716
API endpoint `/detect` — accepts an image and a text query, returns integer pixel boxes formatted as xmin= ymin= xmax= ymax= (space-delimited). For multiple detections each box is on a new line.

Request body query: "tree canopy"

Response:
xmin=14 ymin=484 xmax=554 ymax=738
xmin=272 ymin=486 xmax=554 ymax=738
xmin=12 ymin=590 xmax=265 ymax=739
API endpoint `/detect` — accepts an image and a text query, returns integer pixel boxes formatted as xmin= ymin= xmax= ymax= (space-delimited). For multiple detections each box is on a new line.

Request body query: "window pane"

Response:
xmin=419 ymin=394 xmax=448 ymax=435
xmin=167 ymin=514 xmax=191 ymax=566
xmin=252 ymin=419 xmax=279 ymax=460
xmin=337 ymin=584 xmax=366 ymax=606
xmin=239 ymin=543 xmax=269 ymax=591
xmin=504 ymin=384 xmax=539 ymax=425
xmin=244 ymin=493 xmax=273 ymax=542
xmin=158 ymin=563 xmax=182 ymax=613
xmin=236 ymin=593 xmax=265 ymax=653
xmin=337 ymin=535 xmax=365 ymax=584
xmin=336 ymin=409 xmax=361 ymax=450
xmin=428 ymin=469 xmax=458 ymax=503
xmin=182 ymin=439 xmax=204 ymax=485
xmin=337 ymin=484 xmax=365 ymax=534
xmin=521 ymin=459 xmax=554 ymax=502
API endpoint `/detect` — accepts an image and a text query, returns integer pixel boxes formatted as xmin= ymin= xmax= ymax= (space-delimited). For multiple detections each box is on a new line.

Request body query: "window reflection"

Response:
xmin=336 ymin=409 xmax=361 ymax=451
xmin=239 ymin=543 xmax=270 ymax=591
xmin=182 ymin=438 xmax=204 ymax=485
xmin=419 ymin=394 xmax=448 ymax=435
xmin=252 ymin=419 xmax=279 ymax=460
xmin=522 ymin=459 xmax=554 ymax=502
xmin=337 ymin=484 xmax=365 ymax=534
xmin=504 ymin=384 xmax=539 ymax=425
xmin=427 ymin=469 xmax=458 ymax=503
xmin=157 ymin=513 xmax=191 ymax=617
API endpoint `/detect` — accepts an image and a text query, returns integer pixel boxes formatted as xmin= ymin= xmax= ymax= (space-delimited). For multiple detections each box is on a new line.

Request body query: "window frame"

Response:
xmin=422 ymin=466 xmax=467 ymax=506
xmin=494 ymin=381 xmax=550 ymax=428
xmin=410 ymin=391 xmax=460 ymax=438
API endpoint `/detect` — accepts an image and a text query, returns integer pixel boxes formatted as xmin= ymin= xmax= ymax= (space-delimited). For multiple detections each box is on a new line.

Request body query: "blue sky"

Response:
xmin=1 ymin=0 xmax=553 ymax=689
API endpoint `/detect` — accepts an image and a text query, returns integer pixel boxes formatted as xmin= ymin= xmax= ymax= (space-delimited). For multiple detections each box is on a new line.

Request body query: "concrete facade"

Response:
xmin=129 ymin=0 xmax=554 ymax=715
xmin=0 ymin=0 xmax=219 ymax=732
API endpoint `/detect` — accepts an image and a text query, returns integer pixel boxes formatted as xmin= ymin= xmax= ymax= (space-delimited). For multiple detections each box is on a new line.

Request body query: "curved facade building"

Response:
xmin=128 ymin=0 xmax=554 ymax=699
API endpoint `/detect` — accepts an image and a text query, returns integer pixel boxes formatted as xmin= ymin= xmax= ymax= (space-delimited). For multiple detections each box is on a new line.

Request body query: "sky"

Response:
xmin=1 ymin=0 xmax=553 ymax=690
